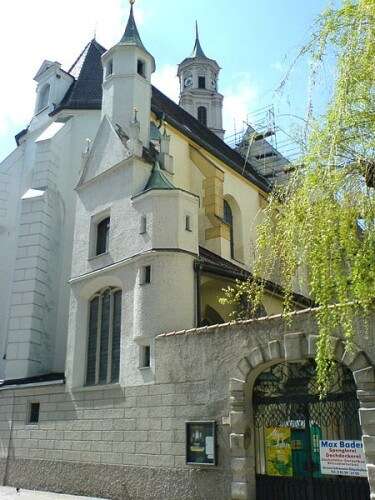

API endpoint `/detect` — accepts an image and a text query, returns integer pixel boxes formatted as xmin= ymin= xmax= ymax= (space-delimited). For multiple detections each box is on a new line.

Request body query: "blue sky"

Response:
xmin=0 ymin=0 xmax=337 ymax=160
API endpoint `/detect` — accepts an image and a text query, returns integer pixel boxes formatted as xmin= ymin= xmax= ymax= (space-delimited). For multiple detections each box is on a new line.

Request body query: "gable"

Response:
xmin=78 ymin=116 xmax=132 ymax=187
xmin=34 ymin=60 xmax=60 ymax=82
xmin=46 ymin=39 xmax=270 ymax=193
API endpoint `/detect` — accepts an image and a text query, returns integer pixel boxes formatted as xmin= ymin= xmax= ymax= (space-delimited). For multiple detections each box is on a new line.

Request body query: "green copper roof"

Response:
xmin=191 ymin=21 xmax=207 ymax=58
xmin=120 ymin=4 xmax=146 ymax=51
xmin=144 ymin=162 xmax=175 ymax=191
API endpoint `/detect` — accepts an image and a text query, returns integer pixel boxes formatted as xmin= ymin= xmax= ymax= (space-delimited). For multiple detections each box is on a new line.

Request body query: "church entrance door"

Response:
xmin=253 ymin=360 xmax=370 ymax=500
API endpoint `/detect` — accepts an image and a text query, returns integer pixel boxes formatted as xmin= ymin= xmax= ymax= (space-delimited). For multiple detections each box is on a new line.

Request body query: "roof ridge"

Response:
xmin=68 ymin=40 xmax=91 ymax=74
xmin=68 ymin=39 xmax=106 ymax=77
xmin=151 ymin=86 xmax=270 ymax=189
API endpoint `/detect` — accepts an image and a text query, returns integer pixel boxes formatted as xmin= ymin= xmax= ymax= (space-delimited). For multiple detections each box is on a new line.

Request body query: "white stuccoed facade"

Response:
xmin=0 ymin=105 xmax=101 ymax=380
xmin=1 ymin=6 xmax=375 ymax=500
xmin=0 ymin=5 xmax=202 ymax=386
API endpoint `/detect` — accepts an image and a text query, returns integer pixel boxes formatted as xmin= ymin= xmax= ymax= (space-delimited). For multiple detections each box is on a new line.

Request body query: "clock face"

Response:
xmin=184 ymin=76 xmax=193 ymax=88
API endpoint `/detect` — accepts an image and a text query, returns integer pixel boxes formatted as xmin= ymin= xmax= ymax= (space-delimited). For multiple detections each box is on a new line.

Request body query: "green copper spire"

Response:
xmin=120 ymin=1 xmax=146 ymax=51
xmin=144 ymin=162 xmax=175 ymax=191
xmin=191 ymin=21 xmax=207 ymax=58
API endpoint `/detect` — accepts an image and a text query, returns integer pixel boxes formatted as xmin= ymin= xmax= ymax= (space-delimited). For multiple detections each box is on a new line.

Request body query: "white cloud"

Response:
xmin=152 ymin=64 xmax=180 ymax=102
xmin=222 ymin=73 xmax=258 ymax=135
xmin=0 ymin=0 xmax=147 ymax=140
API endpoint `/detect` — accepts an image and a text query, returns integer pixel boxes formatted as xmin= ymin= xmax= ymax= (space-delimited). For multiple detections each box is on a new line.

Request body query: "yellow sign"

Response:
xmin=265 ymin=427 xmax=293 ymax=477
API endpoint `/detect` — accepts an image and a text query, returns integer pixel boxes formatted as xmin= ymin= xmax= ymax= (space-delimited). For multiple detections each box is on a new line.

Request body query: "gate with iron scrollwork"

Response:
xmin=253 ymin=360 xmax=370 ymax=500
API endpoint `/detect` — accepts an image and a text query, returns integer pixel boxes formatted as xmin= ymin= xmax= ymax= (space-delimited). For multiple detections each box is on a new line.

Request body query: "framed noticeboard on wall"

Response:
xmin=186 ymin=421 xmax=217 ymax=465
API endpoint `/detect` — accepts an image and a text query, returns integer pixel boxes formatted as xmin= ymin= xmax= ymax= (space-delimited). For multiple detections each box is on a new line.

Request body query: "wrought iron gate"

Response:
xmin=253 ymin=360 xmax=370 ymax=500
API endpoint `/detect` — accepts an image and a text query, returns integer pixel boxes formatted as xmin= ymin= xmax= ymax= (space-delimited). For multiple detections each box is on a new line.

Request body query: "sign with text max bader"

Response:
xmin=320 ymin=440 xmax=367 ymax=477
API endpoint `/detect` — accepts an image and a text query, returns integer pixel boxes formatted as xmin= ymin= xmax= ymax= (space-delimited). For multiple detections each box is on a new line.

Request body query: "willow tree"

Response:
xmin=221 ymin=0 xmax=375 ymax=392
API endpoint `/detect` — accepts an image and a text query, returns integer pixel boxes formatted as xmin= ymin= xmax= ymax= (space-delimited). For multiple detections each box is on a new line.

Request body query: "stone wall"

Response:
xmin=0 ymin=380 xmax=230 ymax=499
xmin=1 ymin=311 xmax=375 ymax=499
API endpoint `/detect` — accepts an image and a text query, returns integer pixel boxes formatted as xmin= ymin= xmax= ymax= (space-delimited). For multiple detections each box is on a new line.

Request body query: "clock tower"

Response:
xmin=177 ymin=23 xmax=224 ymax=139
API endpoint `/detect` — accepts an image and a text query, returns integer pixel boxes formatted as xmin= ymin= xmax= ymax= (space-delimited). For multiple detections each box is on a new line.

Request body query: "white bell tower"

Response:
xmin=177 ymin=23 xmax=224 ymax=139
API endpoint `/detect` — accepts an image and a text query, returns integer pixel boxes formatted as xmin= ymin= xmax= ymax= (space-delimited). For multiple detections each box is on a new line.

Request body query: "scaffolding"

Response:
xmin=226 ymin=105 xmax=303 ymax=185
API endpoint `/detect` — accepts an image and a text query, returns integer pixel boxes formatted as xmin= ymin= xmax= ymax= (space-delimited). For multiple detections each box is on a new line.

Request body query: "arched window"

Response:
xmin=37 ymin=83 xmax=50 ymax=112
xmin=197 ymin=106 xmax=207 ymax=127
xmin=96 ymin=217 xmax=110 ymax=256
xmin=223 ymin=200 xmax=234 ymax=258
xmin=86 ymin=288 xmax=122 ymax=386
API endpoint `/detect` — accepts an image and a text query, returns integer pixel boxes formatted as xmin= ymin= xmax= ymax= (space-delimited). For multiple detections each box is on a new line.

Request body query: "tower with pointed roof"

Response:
xmin=101 ymin=1 xmax=155 ymax=147
xmin=178 ymin=22 xmax=224 ymax=139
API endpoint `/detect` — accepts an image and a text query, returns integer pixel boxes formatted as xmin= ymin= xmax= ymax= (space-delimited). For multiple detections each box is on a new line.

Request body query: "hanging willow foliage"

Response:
xmin=221 ymin=0 xmax=375 ymax=393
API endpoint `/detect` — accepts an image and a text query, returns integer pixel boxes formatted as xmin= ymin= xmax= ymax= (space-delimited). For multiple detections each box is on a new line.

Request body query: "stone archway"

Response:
xmin=229 ymin=332 xmax=375 ymax=500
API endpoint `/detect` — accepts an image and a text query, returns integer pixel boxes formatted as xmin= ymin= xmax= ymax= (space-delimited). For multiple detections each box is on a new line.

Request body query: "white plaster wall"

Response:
xmin=132 ymin=189 xmax=199 ymax=254
xmin=102 ymin=45 xmax=153 ymax=146
xmin=71 ymin=160 xmax=153 ymax=279
xmin=0 ymin=109 xmax=102 ymax=380
xmin=0 ymin=148 xmax=24 ymax=379
xmin=166 ymin=122 xmax=262 ymax=269
xmin=52 ymin=111 xmax=102 ymax=372
xmin=66 ymin=251 xmax=195 ymax=389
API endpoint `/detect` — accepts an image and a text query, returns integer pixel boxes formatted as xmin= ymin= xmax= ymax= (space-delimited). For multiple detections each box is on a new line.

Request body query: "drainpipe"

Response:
xmin=194 ymin=260 xmax=202 ymax=327
xmin=2 ymin=391 xmax=15 ymax=486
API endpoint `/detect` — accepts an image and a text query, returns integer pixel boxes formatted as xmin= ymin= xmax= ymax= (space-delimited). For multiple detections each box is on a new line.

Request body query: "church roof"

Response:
xmin=46 ymin=40 xmax=270 ymax=193
xmin=144 ymin=162 xmax=176 ymax=191
xmin=120 ymin=4 xmax=146 ymax=51
xmin=61 ymin=39 xmax=106 ymax=110
xmin=198 ymin=246 xmax=314 ymax=308
xmin=191 ymin=22 xmax=207 ymax=58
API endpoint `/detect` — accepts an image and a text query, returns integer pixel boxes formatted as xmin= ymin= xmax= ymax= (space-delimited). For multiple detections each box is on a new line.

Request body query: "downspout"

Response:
xmin=2 ymin=390 xmax=15 ymax=486
xmin=194 ymin=260 xmax=202 ymax=327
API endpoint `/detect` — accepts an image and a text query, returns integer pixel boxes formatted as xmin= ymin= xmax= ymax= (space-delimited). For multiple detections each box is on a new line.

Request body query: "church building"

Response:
xmin=0 ymin=2 xmax=375 ymax=499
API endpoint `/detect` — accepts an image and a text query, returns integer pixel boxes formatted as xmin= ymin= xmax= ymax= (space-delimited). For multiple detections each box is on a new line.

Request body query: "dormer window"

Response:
xmin=198 ymin=76 xmax=206 ymax=89
xmin=106 ymin=60 xmax=113 ymax=77
xmin=137 ymin=59 xmax=146 ymax=78
xmin=37 ymin=83 xmax=50 ymax=113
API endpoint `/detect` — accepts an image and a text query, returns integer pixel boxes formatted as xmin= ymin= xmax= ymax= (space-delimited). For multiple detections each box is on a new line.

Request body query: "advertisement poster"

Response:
xmin=265 ymin=427 xmax=293 ymax=477
xmin=320 ymin=440 xmax=367 ymax=477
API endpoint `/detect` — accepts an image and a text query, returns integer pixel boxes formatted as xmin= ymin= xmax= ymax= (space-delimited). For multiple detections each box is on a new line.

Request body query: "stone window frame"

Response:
xmin=139 ymin=344 xmax=151 ymax=369
xmin=140 ymin=265 xmax=152 ymax=285
xmin=88 ymin=208 xmax=111 ymax=259
xmin=26 ymin=401 xmax=40 ymax=425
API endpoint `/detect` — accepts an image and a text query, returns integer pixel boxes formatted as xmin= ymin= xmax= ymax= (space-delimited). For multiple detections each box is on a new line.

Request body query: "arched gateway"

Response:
xmin=229 ymin=332 xmax=373 ymax=500
xmin=254 ymin=360 xmax=369 ymax=499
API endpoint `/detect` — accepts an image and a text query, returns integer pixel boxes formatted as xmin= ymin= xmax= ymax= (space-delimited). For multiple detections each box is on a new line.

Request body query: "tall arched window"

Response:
xmin=197 ymin=106 xmax=207 ymax=127
xmin=223 ymin=200 xmax=234 ymax=259
xmin=86 ymin=288 xmax=122 ymax=386
xmin=96 ymin=217 xmax=110 ymax=256
xmin=37 ymin=83 xmax=50 ymax=112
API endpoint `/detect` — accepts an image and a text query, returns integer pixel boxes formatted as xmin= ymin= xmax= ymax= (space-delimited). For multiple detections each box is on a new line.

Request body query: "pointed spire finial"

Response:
xmin=120 ymin=0 xmax=145 ymax=50
xmin=191 ymin=20 xmax=207 ymax=58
